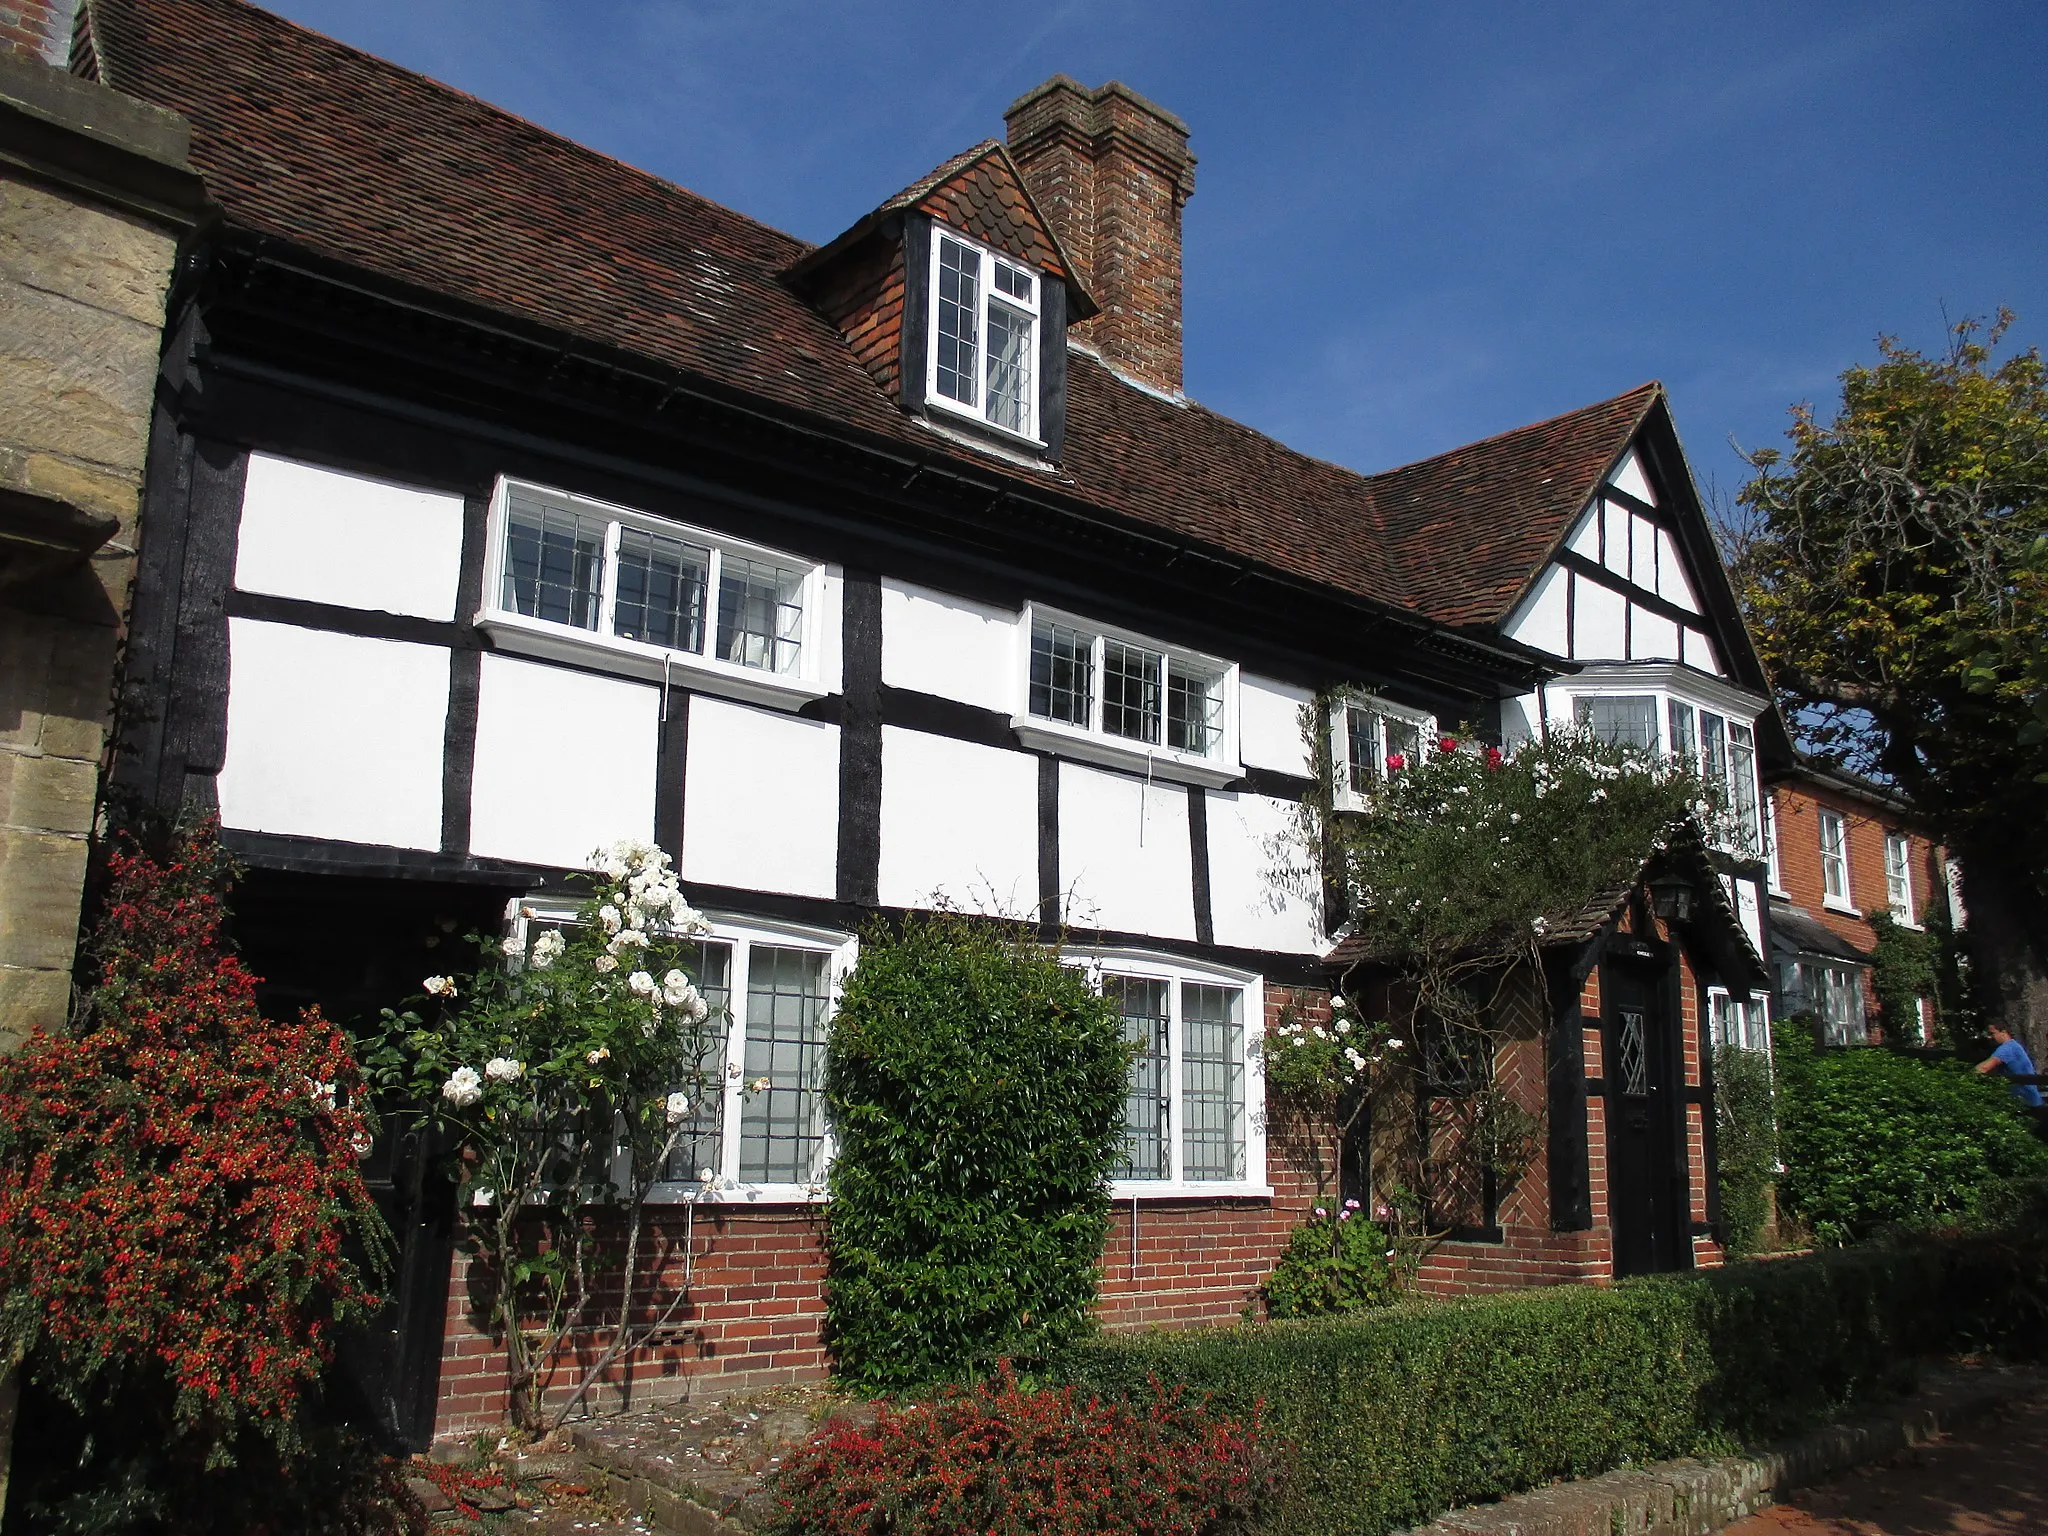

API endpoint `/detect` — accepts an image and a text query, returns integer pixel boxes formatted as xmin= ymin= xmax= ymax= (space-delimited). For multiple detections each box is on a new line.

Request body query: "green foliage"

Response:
xmin=1733 ymin=315 xmax=2048 ymax=1003
xmin=1059 ymin=1245 xmax=1981 ymax=1536
xmin=362 ymin=839 xmax=722 ymax=1428
xmin=1868 ymin=913 xmax=1941 ymax=1043
xmin=1323 ymin=723 xmax=1710 ymax=984
xmin=1771 ymin=1017 xmax=2048 ymax=1244
xmin=1263 ymin=1205 xmax=1398 ymax=1317
xmin=1714 ymin=1043 xmax=1779 ymax=1257
xmin=822 ymin=914 xmax=1129 ymax=1392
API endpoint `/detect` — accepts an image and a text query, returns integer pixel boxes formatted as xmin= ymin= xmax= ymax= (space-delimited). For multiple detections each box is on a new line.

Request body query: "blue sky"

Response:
xmin=266 ymin=0 xmax=2044 ymax=513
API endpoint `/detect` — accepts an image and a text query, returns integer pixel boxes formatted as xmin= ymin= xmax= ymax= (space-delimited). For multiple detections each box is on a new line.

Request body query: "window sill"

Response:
xmin=1111 ymin=1181 xmax=1274 ymax=1201
xmin=1013 ymin=717 xmax=1243 ymax=789
xmin=923 ymin=394 xmax=1049 ymax=453
xmin=477 ymin=609 xmax=830 ymax=712
xmin=644 ymin=1182 xmax=826 ymax=1206
xmin=1822 ymin=897 xmax=1863 ymax=918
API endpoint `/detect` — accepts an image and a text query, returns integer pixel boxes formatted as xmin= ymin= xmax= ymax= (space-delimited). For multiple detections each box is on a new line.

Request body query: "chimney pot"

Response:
xmin=1006 ymin=76 xmax=1195 ymax=398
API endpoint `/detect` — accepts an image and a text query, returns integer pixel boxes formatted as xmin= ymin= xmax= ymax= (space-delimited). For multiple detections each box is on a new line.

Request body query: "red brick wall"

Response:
xmin=812 ymin=236 xmax=906 ymax=400
xmin=1770 ymin=779 xmax=1946 ymax=1037
xmin=0 ymin=0 xmax=70 ymax=63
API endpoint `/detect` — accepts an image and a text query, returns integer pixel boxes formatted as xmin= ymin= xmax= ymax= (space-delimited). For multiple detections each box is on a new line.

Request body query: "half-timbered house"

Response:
xmin=81 ymin=0 xmax=1784 ymax=1443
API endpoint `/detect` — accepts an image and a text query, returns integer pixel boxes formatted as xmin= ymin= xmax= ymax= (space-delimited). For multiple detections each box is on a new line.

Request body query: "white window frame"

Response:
xmin=1706 ymin=985 xmax=1772 ymax=1053
xmin=1884 ymin=832 xmax=1918 ymax=927
xmin=1013 ymin=602 xmax=1243 ymax=787
xmin=477 ymin=477 xmax=834 ymax=712
xmin=1070 ymin=948 xmax=1270 ymax=1200
xmin=1764 ymin=795 xmax=1788 ymax=896
xmin=510 ymin=900 xmax=855 ymax=1205
xmin=1328 ymin=695 xmax=1439 ymax=812
xmin=1818 ymin=808 xmax=1857 ymax=913
xmin=1555 ymin=666 xmax=1768 ymax=860
xmin=925 ymin=229 xmax=1044 ymax=446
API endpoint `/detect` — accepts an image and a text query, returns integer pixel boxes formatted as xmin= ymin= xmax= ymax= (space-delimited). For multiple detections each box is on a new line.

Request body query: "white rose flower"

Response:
xmin=608 ymin=929 xmax=649 ymax=954
xmin=698 ymin=1167 xmax=716 ymax=1185
xmin=592 ymin=953 xmax=618 ymax=973
xmin=501 ymin=934 xmax=525 ymax=959
xmin=531 ymin=928 xmax=565 ymax=968
xmin=665 ymin=1091 xmax=691 ymax=1123
xmin=628 ymin=970 xmax=657 ymax=998
xmin=441 ymin=1066 xmax=483 ymax=1107
xmin=484 ymin=1056 xmax=524 ymax=1084
xmin=598 ymin=904 xmax=622 ymax=934
xmin=688 ymin=994 xmax=711 ymax=1022
xmin=423 ymin=975 xmax=457 ymax=998
xmin=662 ymin=971 xmax=699 ymax=1010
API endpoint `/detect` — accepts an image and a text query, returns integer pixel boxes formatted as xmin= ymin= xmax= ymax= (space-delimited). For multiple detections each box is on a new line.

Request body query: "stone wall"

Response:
xmin=0 ymin=47 xmax=199 ymax=1046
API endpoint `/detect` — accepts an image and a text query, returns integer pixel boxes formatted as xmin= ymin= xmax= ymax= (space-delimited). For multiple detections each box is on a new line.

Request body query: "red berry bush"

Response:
xmin=767 ymin=1369 xmax=1280 ymax=1536
xmin=0 ymin=819 xmax=411 ymax=1531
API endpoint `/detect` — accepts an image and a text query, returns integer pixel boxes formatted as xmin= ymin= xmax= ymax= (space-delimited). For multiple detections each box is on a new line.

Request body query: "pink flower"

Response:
xmin=1338 ymin=1209 xmax=1352 ymax=1221
xmin=1313 ymin=1206 xmax=1328 ymax=1219
xmin=1485 ymin=745 xmax=1504 ymax=769
xmin=1385 ymin=753 xmax=1406 ymax=773
xmin=1344 ymin=1198 xmax=1361 ymax=1210
xmin=1437 ymin=735 xmax=1457 ymax=754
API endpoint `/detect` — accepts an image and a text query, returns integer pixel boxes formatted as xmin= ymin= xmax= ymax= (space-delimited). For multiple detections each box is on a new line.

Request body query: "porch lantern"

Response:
xmin=1648 ymin=873 xmax=1696 ymax=924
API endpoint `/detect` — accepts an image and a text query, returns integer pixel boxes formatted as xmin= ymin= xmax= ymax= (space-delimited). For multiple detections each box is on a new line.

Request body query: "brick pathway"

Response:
xmin=1726 ymin=1390 xmax=2048 ymax=1535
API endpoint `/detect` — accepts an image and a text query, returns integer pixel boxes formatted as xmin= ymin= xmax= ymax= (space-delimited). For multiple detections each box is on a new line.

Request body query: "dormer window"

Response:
xmin=929 ymin=232 xmax=1039 ymax=440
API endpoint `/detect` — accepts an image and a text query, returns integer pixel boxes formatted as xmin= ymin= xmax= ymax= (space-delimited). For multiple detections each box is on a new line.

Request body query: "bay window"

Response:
xmin=1018 ymin=605 xmax=1238 ymax=782
xmin=481 ymin=478 xmax=827 ymax=706
xmin=929 ymin=231 xmax=1040 ymax=440
xmin=1085 ymin=954 xmax=1265 ymax=1195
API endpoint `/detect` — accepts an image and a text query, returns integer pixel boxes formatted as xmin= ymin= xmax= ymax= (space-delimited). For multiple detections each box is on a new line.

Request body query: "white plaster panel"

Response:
xmin=1500 ymin=691 xmax=1543 ymax=748
xmin=1239 ymin=673 xmax=1313 ymax=777
xmin=1058 ymin=762 xmax=1194 ymax=941
xmin=1630 ymin=606 xmax=1680 ymax=662
xmin=1564 ymin=507 xmax=1600 ymax=560
xmin=1655 ymin=527 xmax=1700 ymax=612
xmin=217 ymin=618 xmax=448 ymax=850
xmin=877 ymin=727 xmax=1038 ymax=914
xmin=235 ymin=453 xmax=466 ymax=620
xmin=813 ymin=567 xmax=846 ymax=697
xmin=1609 ymin=448 xmax=1654 ymax=505
xmin=879 ymin=578 xmax=1017 ymax=712
xmin=1572 ymin=572 xmax=1627 ymax=659
xmin=1735 ymin=878 xmax=1763 ymax=956
xmin=1601 ymin=499 xmax=1629 ymax=575
xmin=1629 ymin=513 xmax=1658 ymax=589
xmin=1206 ymin=791 xmax=1320 ymax=954
xmin=470 ymin=653 xmax=660 ymax=868
xmin=1682 ymin=626 xmax=1723 ymax=676
xmin=1505 ymin=563 xmax=1568 ymax=657
xmin=681 ymin=694 xmax=840 ymax=899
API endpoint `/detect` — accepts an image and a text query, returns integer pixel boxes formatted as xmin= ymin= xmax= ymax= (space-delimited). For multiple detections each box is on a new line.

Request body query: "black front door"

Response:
xmin=1602 ymin=953 xmax=1689 ymax=1277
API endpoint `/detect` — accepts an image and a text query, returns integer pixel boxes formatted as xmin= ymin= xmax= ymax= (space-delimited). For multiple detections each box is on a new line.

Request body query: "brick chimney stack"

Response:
xmin=0 ymin=0 xmax=72 ymax=64
xmin=1005 ymin=76 xmax=1196 ymax=399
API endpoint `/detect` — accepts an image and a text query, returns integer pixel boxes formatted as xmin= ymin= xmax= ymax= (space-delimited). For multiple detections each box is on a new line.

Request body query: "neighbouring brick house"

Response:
xmin=0 ymin=9 xmax=201 ymax=1050
xmin=77 ymin=0 xmax=1787 ymax=1444
xmin=1765 ymin=761 xmax=1951 ymax=1046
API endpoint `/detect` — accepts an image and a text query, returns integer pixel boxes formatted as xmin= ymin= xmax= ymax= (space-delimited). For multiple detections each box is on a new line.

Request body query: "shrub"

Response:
xmin=1772 ymin=1018 xmax=2048 ymax=1243
xmin=766 ymin=1368 xmax=1280 ymax=1536
xmin=1262 ymin=1203 xmax=1397 ymax=1317
xmin=1059 ymin=1244 xmax=1966 ymax=1536
xmin=1714 ymin=1043 xmax=1779 ymax=1257
xmin=823 ymin=915 xmax=1129 ymax=1391
xmin=0 ymin=819 xmax=416 ymax=1531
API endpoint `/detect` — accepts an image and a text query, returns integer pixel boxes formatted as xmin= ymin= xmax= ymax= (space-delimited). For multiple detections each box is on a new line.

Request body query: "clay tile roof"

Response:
xmin=84 ymin=0 xmax=1662 ymax=640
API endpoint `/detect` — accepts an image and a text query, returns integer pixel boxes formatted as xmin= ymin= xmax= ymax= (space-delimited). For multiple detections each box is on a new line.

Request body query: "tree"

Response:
xmin=1732 ymin=314 xmax=2048 ymax=1050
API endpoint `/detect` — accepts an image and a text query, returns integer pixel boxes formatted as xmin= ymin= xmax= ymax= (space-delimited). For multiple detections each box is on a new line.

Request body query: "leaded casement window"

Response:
xmin=1083 ymin=954 xmax=1265 ymax=1196
xmin=1818 ymin=809 xmax=1853 ymax=909
xmin=1707 ymin=986 xmax=1771 ymax=1052
xmin=1329 ymin=697 xmax=1435 ymax=810
xmin=511 ymin=903 xmax=852 ymax=1200
xmin=1017 ymin=605 xmax=1239 ymax=781
xmin=1885 ymin=833 xmax=1916 ymax=924
xmin=928 ymin=231 xmax=1040 ymax=441
xmin=482 ymin=478 xmax=828 ymax=706
xmin=1576 ymin=694 xmax=1659 ymax=752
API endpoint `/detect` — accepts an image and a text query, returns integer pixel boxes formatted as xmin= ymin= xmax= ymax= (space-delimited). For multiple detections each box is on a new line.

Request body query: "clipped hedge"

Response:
xmin=1060 ymin=1245 xmax=1966 ymax=1536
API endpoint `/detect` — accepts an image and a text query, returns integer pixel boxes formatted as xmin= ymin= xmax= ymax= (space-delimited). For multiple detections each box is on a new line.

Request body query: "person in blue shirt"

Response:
xmin=1976 ymin=1024 xmax=2044 ymax=1109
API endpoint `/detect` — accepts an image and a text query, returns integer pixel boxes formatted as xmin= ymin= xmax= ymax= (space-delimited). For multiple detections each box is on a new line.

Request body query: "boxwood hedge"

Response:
xmin=1058 ymin=1243 xmax=1978 ymax=1536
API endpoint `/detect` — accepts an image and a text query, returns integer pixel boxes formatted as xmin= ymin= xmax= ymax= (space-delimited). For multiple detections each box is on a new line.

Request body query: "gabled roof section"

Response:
xmin=1371 ymin=383 xmax=1661 ymax=628
xmin=788 ymin=139 xmax=1096 ymax=317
